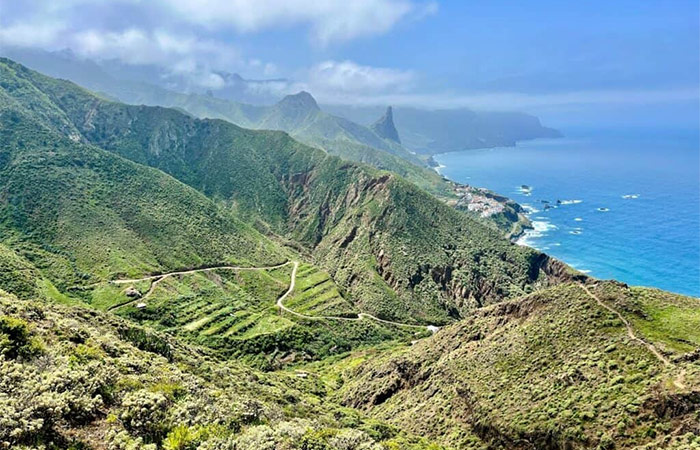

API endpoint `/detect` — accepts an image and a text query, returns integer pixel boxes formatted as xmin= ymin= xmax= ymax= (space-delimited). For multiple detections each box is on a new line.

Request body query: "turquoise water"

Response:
xmin=435 ymin=128 xmax=700 ymax=297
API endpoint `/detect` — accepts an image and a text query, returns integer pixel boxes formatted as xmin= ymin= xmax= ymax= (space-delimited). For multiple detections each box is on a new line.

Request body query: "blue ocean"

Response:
xmin=435 ymin=128 xmax=700 ymax=297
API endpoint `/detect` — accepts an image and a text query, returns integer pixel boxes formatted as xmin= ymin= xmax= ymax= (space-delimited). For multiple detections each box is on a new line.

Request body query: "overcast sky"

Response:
xmin=1 ymin=0 xmax=698 ymax=127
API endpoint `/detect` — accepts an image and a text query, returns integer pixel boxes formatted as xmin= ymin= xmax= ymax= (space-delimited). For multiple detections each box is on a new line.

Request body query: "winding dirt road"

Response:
xmin=276 ymin=262 xmax=432 ymax=330
xmin=106 ymin=260 xmax=437 ymax=332
xmin=107 ymin=261 xmax=293 ymax=311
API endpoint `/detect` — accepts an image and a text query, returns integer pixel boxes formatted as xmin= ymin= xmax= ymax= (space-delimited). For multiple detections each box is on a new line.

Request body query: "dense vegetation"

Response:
xmin=0 ymin=290 xmax=444 ymax=449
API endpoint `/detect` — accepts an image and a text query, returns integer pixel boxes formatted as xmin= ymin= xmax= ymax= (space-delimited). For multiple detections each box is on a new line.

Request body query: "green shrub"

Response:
xmin=118 ymin=326 xmax=172 ymax=361
xmin=0 ymin=315 xmax=42 ymax=359
xmin=162 ymin=425 xmax=200 ymax=450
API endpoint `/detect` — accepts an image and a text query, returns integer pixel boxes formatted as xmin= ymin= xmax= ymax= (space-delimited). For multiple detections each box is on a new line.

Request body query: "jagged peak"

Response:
xmin=370 ymin=106 xmax=401 ymax=144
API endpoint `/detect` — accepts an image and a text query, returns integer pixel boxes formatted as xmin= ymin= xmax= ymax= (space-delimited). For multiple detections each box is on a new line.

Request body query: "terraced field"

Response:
xmin=77 ymin=261 xmax=424 ymax=367
xmin=283 ymin=263 xmax=358 ymax=317
xmin=91 ymin=265 xmax=296 ymax=343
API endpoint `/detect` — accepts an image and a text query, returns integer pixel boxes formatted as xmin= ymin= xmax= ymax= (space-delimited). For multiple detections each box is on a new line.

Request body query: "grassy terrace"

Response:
xmin=86 ymin=266 xmax=293 ymax=342
xmin=284 ymin=263 xmax=358 ymax=317
xmin=75 ymin=262 xmax=418 ymax=367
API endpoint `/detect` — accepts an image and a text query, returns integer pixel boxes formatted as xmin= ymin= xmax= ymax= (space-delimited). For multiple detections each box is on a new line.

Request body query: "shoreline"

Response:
xmin=433 ymin=134 xmax=700 ymax=298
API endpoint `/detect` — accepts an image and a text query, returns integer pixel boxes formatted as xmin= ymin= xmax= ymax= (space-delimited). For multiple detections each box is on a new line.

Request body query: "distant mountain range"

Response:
xmin=0 ymin=47 xmax=289 ymax=105
xmin=2 ymin=47 xmax=560 ymax=156
xmin=0 ymin=47 xmax=558 ymax=238
xmin=323 ymin=104 xmax=562 ymax=154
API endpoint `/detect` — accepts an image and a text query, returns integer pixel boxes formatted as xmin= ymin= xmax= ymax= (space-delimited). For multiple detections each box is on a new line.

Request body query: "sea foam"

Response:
xmin=516 ymin=219 xmax=557 ymax=248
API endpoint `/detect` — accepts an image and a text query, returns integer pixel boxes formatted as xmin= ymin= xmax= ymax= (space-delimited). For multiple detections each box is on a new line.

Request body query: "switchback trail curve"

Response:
xmin=107 ymin=261 xmax=292 ymax=311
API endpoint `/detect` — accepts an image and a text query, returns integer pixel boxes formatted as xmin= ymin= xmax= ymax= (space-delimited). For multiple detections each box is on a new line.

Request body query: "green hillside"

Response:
xmin=328 ymin=281 xmax=700 ymax=449
xmin=0 ymin=58 xmax=560 ymax=325
xmin=0 ymin=80 xmax=286 ymax=286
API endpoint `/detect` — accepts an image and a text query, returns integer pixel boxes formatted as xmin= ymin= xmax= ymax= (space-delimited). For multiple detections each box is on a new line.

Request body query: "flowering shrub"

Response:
xmin=119 ymin=390 xmax=170 ymax=440
xmin=0 ymin=356 xmax=111 ymax=446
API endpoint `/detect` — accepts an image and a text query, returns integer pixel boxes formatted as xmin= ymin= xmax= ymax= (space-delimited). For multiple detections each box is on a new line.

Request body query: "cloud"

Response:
xmin=307 ymin=60 xmax=415 ymax=94
xmin=313 ymin=86 xmax=700 ymax=110
xmin=2 ymin=0 xmax=436 ymax=46
xmin=0 ymin=22 xmax=64 ymax=48
xmin=0 ymin=0 xmax=434 ymax=90
xmin=71 ymin=28 xmax=239 ymax=69
xmin=160 ymin=0 xmax=437 ymax=44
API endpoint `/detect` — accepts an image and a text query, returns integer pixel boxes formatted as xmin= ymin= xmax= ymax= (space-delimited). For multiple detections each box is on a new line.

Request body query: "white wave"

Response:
xmin=522 ymin=204 xmax=540 ymax=214
xmin=533 ymin=220 xmax=558 ymax=232
xmin=516 ymin=185 xmax=533 ymax=196
xmin=433 ymin=164 xmax=446 ymax=174
xmin=622 ymin=194 xmax=640 ymax=199
xmin=559 ymin=199 xmax=583 ymax=205
xmin=574 ymin=217 xmax=583 ymax=222
xmin=516 ymin=219 xmax=557 ymax=248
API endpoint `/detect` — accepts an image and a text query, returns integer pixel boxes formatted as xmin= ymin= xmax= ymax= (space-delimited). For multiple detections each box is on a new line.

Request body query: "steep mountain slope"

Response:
xmin=1 ymin=58 xmax=698 ymax=450
xmin=3 ymin=48 xmax=561 ymax=157
xmin=0 ymin=59 xmax=421 ymax=366
xmin=251 ymin=92 xmax=452 ymax=197
xmin=1 ymin=49 xmax=537 ymax=236
xmin=0 ymin=48 xmax=430 ymax=176
xmin=330 ymin=281 xmax=700 ymax=449
xmin=0 ymin=58 xmax=561 ymax=325
xmin=257 ymin=92 xmax=417 ymax=164
xmin=0 ymin=82 xmax=286 ymax=288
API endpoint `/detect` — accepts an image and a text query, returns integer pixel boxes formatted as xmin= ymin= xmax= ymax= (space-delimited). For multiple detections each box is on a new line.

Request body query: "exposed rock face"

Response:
xmin=370 ymin=106 xmax=401 ymax=144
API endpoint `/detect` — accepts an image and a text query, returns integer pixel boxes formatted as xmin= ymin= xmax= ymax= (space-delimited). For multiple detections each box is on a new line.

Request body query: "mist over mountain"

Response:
xmin=0 ymin=46 xmax=289 ymax=105
xmin=324 ymin=104 xmax=562 ymax=154
xmin=1 ymin=47 xmax=561 ymax=157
